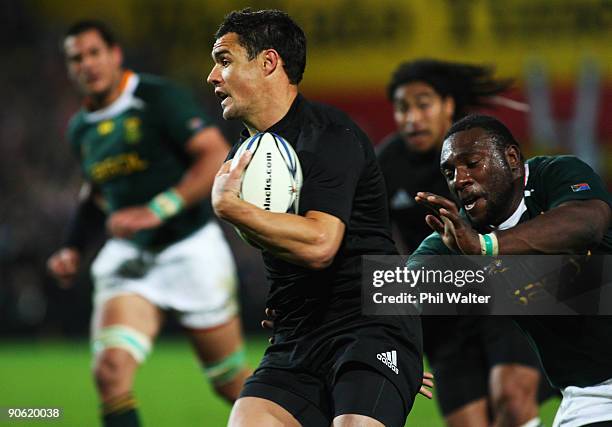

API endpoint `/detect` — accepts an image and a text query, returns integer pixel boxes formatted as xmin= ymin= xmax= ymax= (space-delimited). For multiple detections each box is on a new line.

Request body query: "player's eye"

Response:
xmin=394 ymin=103 xmax=408 ymax=113
xmin=467 ymin=160 xmax=481 ymax=168
xmin=442 ymin=169 xmax=454 ymax=179
xmin=417 ymin=102 xmax=431 ymax=110
xmin=221 ymin=58 xmax=230 ymax=67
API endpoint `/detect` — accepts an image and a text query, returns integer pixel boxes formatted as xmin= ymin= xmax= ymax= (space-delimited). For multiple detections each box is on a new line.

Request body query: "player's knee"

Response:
xmin=213 ymin=378 xmax=242 ymax=403
xmin=333 ymin=414 xmax=385 ymax=427
xmin=91 ymin=324 xmax=151 ymax=397
xmin=93 ymin=349 xmax=135 ymax=396
xmin=228 ymin=397 xmax=298 ymax=427
xmin=492 ymin=378 xmax=537 ymax=421
xmin=211 ymin=366 xmax=251 ymax=403
xmin=205 ymin=347 xmax=249 ymax=403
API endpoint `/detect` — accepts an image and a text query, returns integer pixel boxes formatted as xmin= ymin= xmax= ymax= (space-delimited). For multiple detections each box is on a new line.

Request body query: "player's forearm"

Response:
xmin=217 ymin=196 xmax=340 ymax=269
xmin=174 ymin=154 xmax=225 ymax=207
xmin=175 ymin=129 xmax=229 ymax=207
xmin=496 ymin=201 xmax=610 ymax=254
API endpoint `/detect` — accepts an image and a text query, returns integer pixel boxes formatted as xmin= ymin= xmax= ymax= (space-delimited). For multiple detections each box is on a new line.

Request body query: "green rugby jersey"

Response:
xmin=67 ymin=71 xmax=214 ymax=248
xmin=408 ymin=155 xmax=612 ymax=388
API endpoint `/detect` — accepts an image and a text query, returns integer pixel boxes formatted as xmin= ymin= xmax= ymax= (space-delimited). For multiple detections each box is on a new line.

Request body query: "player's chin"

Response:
xmin=79 ymin=82 xmax=97 ymax=96
xmin=406 ymin=135 xmax=435 ymax=152
xmin=87 ymin=79 xmax=111 ymax=95
xmin=221 ymin=106 xmax=237 ymax=120
xmin=465 ymin=207 xmax=487 ymax=228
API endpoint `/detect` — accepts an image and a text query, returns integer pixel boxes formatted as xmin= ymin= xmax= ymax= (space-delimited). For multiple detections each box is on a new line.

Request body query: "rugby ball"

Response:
xmin=230 ymin=132 xmax=302 ymax=246
xmin=231 ymin=132 xmax=302 ymax=213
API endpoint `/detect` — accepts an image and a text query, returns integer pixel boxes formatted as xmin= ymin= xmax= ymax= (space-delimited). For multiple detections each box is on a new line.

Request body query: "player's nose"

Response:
xmin=81 ymin=54 xmax=96 ymax=70
xmin=404 ymin=108 xmax=422 ymax=126
xmin=206 ymin=66 xmax=221 ymax=86
xmin=453 ymin=167 xmax=474 ymax=191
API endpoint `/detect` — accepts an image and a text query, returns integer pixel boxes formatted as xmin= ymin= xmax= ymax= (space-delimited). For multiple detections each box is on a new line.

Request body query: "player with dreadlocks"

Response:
xmin=377 ymin=59 xmax=551 ymax=427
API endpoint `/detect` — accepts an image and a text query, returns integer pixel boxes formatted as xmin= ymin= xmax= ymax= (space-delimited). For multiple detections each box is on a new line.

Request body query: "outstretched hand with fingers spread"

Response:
xmin=415 ymin=192 xmax=481 ymax=255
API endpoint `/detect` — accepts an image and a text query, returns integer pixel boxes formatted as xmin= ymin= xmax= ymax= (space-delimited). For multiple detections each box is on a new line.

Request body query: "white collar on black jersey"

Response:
xmin=83 ymin=72 xmax=144 ymax=123
xmin=493 ymin=163 xmax=530 ymax=231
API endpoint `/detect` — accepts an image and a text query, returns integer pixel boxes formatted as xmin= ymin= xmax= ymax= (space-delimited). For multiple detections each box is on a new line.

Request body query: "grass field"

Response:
xmin=0 ymin=337 xmax=560 ymax=426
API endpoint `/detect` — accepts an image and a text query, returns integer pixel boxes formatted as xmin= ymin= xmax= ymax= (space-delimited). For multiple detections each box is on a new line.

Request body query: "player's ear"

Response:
xmin=111 ymin=45 xmax=123 ymax=68
xmin=505 ymin=144 xmax=522 ymax=178
xmin=442 ymin=96 xmax=455 ymax=121
xmin=262 ymin=49 xmax=280 ymax=77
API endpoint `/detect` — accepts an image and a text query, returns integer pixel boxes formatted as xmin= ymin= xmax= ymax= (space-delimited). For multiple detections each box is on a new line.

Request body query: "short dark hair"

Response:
xmin=215 ymin=8 xmax=306 ymax=85
xmin=444 ymin=114 xmax=522 ymax=158
xmin=387 ymin=59 xmax=512 ymax=120
xmin=64 ymin=20 xmax=118 ymax=47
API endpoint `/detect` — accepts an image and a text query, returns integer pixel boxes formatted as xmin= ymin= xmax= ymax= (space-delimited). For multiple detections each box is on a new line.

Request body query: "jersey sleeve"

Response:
xmin=156 ymin=82 xmax=211 ymax=147
xmin=375 ymin=140 xmax=394 ymax=203
xmin=65 ymin=114 xmax=94 ymax=183
xmin=538 ymin=156 xmax=612 ymax=209
xmin=298 ymin=127 xmax=365 ymax=224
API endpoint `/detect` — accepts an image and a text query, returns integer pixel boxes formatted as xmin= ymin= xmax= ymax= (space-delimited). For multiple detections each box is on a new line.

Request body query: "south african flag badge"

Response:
xmin=571 ymin=183 xmax=591 ymax=192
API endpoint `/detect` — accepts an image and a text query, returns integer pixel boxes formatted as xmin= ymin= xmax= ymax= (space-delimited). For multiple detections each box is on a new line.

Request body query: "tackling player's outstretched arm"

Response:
xmin=418 ymin=152 xmax=612 ymax=255
xmin=213 ymin=154 xmax=345 ymax=270
xmin=493 ymin=199 xmax=610 ymax=254
xmin=493 ymin=156 xmax=612 ymax=254
xmin=417 ymin=193 xmax=611 ymax=255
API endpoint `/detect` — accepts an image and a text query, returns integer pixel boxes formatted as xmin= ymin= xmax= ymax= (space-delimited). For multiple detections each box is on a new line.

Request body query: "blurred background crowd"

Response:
xmin=1 ymin=0 xmax=611 ymax=338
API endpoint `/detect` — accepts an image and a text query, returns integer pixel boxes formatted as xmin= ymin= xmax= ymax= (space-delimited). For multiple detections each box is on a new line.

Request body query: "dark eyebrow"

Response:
xmin=393 ymin=92 xmax=434 ymax=104
xmin=212 ymin=49 xmax=230 ymax=61
xmin=441 ymin=150 xmax=481 ymax=170
xmin=414 ymin=93 xmax=434 ymax=100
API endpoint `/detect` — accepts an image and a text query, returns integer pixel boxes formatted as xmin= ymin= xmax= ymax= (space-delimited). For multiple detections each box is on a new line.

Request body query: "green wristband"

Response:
xmin=479 ymin=233 xmax=499 ymax=256
xmin=482 ymin=233 xmax=494 ymax=256
xmin=148 ymin=189 xmax=184 ymax=221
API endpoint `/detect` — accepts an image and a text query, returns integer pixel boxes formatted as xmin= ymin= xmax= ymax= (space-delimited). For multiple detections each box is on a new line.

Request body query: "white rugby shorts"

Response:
xmin=553 ymin=377 xmax=612 ymax=427
xmin=91 ymin=221 xmax=238 ymax=329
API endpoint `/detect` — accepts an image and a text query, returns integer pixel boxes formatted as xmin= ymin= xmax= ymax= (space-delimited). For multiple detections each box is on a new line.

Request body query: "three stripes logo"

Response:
xmin=377 ymin=350 xmax=399 ymax=374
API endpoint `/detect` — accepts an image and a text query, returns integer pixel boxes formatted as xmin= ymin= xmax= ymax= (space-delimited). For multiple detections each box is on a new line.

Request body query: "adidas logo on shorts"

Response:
xmin=377 ymin=350 xmax=399 ymax=374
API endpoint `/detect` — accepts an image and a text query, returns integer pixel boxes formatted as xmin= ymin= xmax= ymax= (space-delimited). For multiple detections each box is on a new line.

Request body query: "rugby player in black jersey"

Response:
xmin=208 ymin=8 xmax=423 ymax=427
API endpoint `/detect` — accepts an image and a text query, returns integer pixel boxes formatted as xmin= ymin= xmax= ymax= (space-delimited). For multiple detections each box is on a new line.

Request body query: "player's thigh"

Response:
xmin=185 ymin=316 xmax=245 ymax=363
xmin=92 ymin=293 xmax=164 ymax=335
xmin=333 ymin=414 xmax=384 ymax=427
xmin=228 ymin=396 xmax=301 ymax=427
xmin=240 ymin=368 xmax=331 ymax=426
xmin=332 ymin=363 xmax=407 ymax=427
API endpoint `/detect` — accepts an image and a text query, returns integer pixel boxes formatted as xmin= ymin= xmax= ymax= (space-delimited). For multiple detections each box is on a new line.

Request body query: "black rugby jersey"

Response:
xmin=377 ymin=133 xmax=454 ymax=253
xmin=230 ymin=94 xmax=398 ymax=336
